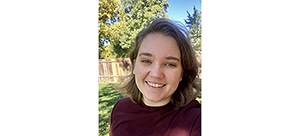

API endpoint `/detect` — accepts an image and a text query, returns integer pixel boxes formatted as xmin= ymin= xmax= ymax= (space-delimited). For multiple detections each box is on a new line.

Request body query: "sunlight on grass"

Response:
xmin=99 ymin=83 xmax=124 ymax=136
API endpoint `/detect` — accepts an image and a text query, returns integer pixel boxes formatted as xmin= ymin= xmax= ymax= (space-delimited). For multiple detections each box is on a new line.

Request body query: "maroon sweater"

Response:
xmin=109 ymin=97 xmax=201 ymax=136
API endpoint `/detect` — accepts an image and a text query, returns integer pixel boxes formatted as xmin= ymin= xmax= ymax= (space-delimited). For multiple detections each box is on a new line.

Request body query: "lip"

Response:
xmin=146 ymin=81 xmax=166 ymax=88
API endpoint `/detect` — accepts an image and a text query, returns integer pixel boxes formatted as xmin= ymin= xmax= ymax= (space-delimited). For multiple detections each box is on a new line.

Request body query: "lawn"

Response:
xmin=99 ymin=83 xmax=124 ymax=136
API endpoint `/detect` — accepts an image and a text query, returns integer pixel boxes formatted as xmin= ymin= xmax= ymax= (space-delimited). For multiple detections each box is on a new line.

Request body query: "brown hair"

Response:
xmin=119 ymin=18 xmax=200 ymax=108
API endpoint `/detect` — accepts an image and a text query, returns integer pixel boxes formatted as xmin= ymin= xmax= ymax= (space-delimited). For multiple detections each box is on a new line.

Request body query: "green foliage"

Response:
xmin=117 ymin=0 xmax=169 ymax=57
xmin=185 ymin=6 xmax=201 ymax=52
xmin=99 ymin=0 xmax=127 ymax=59
xmin=99 ymin=83 xmax=124 ymax=136
xmin=99 ymin=0 xmax=169 ymax=59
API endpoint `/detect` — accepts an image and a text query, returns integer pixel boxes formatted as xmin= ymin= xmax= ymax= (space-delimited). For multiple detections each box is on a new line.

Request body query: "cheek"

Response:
xmin=174 ymin=75 xmax=183 ymax=83
xmin=171 ymin=67 xmax=183 ymax=81
xmin=133 ymin=64 xmax=146 ymax=78
xmin=133 ymin=63 xmax=141 ymax=75
xmin=133 ymin=67 xmax=136 ymax=75
xmin=133 ymin=63 xmax=140 ymax=75
xmin=165 ymin=71 xmax=182 ymax=84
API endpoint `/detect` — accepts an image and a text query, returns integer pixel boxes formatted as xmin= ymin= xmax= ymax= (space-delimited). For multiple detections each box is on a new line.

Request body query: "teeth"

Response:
xmin=147 ymin=81 xmax=165 ymax=88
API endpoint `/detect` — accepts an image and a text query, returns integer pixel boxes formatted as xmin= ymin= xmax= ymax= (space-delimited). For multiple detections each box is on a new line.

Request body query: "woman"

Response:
xmin=109 ymin=18 xmax=201 ymax=136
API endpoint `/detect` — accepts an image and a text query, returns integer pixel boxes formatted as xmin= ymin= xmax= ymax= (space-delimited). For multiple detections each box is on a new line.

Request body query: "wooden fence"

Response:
xmin=99 ymin=58 xmax=132 ymax=83
xmin=99 ymin=53 xmax=201 ymax=83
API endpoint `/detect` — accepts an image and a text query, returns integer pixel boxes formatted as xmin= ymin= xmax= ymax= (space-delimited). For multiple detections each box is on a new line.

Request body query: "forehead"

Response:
xmin=138 ymin=33 xmax=181 ymax=58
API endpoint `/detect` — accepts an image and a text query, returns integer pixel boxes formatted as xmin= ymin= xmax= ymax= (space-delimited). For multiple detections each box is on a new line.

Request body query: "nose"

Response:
xmin=149 ymin=64 xmax=164 ymax=79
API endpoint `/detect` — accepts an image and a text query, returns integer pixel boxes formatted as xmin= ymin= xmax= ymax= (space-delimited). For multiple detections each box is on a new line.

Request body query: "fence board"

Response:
xmin=99 ymin=58 xmax=131 ymax=83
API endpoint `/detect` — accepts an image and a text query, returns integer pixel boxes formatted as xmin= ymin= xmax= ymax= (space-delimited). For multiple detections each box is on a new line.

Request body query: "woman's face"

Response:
xmin=133 ymin=33 xmax=183 ymax=107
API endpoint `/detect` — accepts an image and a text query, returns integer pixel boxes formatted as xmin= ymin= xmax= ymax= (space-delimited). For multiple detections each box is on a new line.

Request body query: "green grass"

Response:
xmin=99 ymin=83 xmax=124 ymax=136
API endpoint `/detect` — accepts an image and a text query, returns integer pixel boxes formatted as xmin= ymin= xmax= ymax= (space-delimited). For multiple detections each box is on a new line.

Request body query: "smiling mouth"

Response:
xmin=146 ymin=81 xmax=166 ymax=88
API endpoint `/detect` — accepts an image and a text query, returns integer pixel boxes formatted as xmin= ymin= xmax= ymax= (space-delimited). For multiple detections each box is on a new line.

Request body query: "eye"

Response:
xmin=165 ymin=63 xmax=176 ymax=68
xmin=141 ymin=59 xmax=152 ymax=64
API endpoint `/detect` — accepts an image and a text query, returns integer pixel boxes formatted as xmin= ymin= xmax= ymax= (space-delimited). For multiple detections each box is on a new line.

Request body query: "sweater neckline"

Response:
xmin=139 ymin=100 xmax=173 ymax=111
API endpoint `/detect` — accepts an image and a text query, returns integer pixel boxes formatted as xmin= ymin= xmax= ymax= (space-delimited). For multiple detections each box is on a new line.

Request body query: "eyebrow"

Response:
xmin=138 ymin=52 xmax=180 ymax=62
xmin=139 ymin=52 xmax=152 ymax=57
xmin=165 ymin=56 xmax=180 ymax=62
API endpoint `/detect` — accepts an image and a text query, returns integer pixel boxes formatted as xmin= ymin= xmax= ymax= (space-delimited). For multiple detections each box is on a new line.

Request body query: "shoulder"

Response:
xmin=112 ymin=97 xmax=136 ymax=112
xmin=114 ymin=97 xmax=133 ymax=107
xmin=114 ymin=97 xmax=132 ymax=106
xmin=182 ymin=100 xmax=201 ymax=115
xmin=177 ymin=100 xmax=201 ymax=126
xmin=180 ymin=100 xmax=201 ymax=135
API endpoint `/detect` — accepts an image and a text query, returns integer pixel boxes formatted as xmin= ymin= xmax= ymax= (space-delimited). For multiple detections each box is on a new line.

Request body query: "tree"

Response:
xmin=114 ymin=0 xmax=169 ymax=58
xmin=185 ymin=6 xmax=201 ymax=52
xmin=98 ymin=0 xmax=169 ymax=59
xmin=98 ymin=0 xmax=127 ymax=59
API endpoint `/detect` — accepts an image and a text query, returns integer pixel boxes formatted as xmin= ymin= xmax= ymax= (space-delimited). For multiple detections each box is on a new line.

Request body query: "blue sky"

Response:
xmin=167 ymin=0 xmax=201 ymax=25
